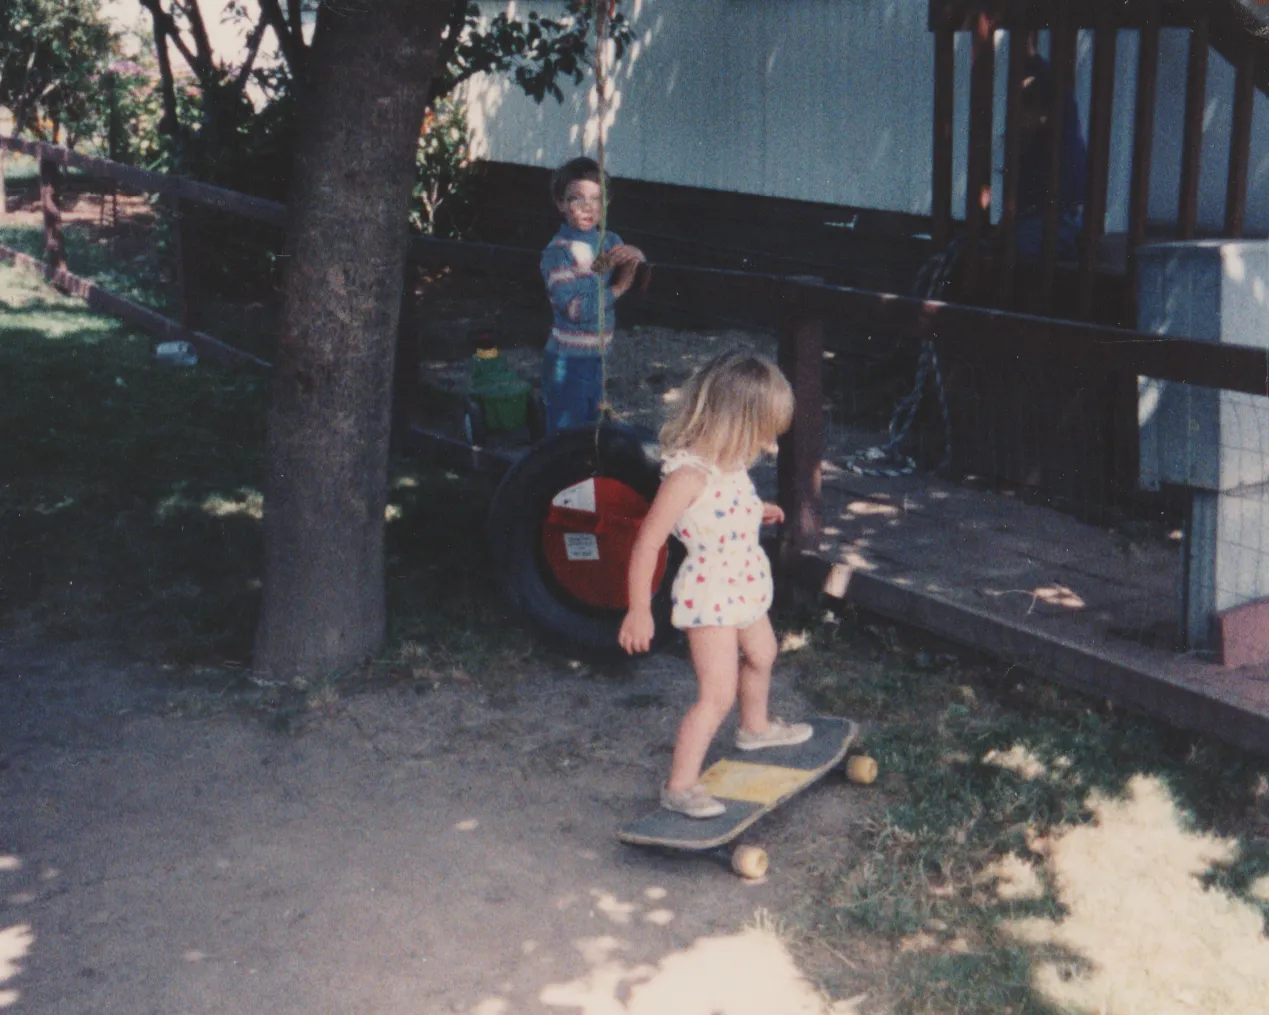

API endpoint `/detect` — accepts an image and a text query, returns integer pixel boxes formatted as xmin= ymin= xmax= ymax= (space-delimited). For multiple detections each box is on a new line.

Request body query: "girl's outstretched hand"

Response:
xmin=618 ymin=607 xmax=655 ymax=654
xmin=762 ymin=502 xmax=785 ymax=525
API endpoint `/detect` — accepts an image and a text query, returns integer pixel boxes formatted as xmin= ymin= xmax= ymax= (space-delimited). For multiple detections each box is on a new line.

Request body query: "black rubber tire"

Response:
xmin=487 ymin=423 xmax=682 ymax=659
xmin=464 ymin=400 xmax=486 ymax=446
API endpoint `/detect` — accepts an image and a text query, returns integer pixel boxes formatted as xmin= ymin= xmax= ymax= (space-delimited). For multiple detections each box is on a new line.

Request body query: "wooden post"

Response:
xmin=1039 ymin=12 xmax=1074 ymax=312
xmin=932 ymin=28 xmax=955 ymax=249
xmin=1126 ymin=11 xmax=1160 ymax=323
xmin=1225 ymin=49 xmax=1256 ymax=239
xmin=998 ymin=29 xmax=1028 ymax=308
xmin=776 ymin=309 xmax=824 ymax=572
xmin=1178 ymin=16 xmax=1208 ymax=240
xmin=171 ymin=196 xmax=200 ymax=329
xmin=39 ymin=156 xmax=65 ymax=274
xmin=1078 ymin=25 xmax=1117 ymax=319
xmin=962 ymin=12 xmax=996 ymax=298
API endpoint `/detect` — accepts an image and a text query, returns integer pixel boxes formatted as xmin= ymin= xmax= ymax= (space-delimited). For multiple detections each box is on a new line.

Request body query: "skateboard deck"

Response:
xmin=618 ymin=716 xmax=859 ymax=852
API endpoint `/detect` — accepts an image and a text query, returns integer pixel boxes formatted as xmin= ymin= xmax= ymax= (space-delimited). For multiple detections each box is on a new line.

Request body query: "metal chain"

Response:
xmin=844 ymin=238 xmax=962 ymax=478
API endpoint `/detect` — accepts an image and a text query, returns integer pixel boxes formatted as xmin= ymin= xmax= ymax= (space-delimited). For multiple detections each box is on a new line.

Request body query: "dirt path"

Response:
xmin=0 ymin=640 xmax=865 ymax=1014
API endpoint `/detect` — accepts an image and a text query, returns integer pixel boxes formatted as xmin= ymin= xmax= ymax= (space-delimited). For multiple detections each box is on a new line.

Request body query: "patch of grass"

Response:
xmin=1 ymin=263 xmax=267 ymax=662
xmin=777 ymin=605 xmax=1269 ymax=1014
xmin=2 ymin=260 xmax=545 ymax=695
xmin=0 ymin=220 xmax=173 ymax=313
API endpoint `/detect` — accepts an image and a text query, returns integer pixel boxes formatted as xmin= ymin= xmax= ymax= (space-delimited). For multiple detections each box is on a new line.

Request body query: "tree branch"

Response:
xmin=258 ymin=0 xmax=306 ymax=81
xmin=230 ymin=15 xmax=269 ymax=96
xmin=174 ymin=0 xmax=216 ymax=76
xmin=136 ymin=0 xmax=202 ymax=80
xmin=429 ymin=0 xmax=472 ymax=104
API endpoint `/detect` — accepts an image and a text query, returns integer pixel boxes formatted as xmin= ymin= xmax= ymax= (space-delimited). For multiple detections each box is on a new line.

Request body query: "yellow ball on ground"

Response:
xmin=846 ymin=754 xmax=878 ymax=785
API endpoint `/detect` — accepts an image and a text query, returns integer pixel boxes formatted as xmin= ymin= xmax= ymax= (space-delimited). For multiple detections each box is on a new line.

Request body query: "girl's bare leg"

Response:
xmin=736 ymin=615 xmax=778 ymax=735
xmin=665 ymin=626 xmax=739 ymax=793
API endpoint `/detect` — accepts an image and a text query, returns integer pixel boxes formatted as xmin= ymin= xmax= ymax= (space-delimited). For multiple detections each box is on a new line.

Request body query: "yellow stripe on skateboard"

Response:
xmin=698 ymin=760 xmax=817 ymax=805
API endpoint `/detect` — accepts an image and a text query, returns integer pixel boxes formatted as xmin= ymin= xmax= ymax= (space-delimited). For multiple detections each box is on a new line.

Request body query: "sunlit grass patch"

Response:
xmin=780 ymin=606 xmax=1269 ymax=1015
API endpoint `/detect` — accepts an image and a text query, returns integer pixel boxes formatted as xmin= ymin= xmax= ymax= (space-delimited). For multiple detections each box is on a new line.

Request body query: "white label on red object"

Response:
xmin=552 ymin=479 xmax=596 ymax=512
xmin=563 ymin=533 xmax=600 ymax=561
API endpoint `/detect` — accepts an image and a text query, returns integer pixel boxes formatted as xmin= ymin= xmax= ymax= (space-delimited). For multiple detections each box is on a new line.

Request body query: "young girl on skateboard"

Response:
xmin=618 ymin=352 xmax=813 ymax=818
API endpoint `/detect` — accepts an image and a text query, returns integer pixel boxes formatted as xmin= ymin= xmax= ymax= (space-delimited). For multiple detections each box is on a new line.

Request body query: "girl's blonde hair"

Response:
xmin=659 ymin=352 xmax=794 ymax=470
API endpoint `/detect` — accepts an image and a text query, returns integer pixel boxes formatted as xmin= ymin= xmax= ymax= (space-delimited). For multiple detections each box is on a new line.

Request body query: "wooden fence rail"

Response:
xmin=5 ymin=134 xmax=1269 ymax=567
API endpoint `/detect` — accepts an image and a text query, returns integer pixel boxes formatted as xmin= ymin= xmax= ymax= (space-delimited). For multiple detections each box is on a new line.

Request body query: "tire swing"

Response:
xmin=487 ymin=423 xmax=683 ymax=659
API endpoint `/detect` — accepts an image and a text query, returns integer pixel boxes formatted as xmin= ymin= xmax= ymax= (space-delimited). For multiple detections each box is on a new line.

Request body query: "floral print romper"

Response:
xmin=663 ymin=451 xmax=773 ymax=630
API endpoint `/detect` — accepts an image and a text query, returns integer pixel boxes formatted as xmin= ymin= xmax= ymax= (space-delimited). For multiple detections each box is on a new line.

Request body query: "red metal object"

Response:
xmin=540 ymin=478 xmax=666 ymax=611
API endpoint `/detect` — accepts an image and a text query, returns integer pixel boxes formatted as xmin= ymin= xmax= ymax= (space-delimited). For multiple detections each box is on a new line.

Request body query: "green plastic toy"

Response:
xmin=464 ymin=333 xmax=543 ymax=444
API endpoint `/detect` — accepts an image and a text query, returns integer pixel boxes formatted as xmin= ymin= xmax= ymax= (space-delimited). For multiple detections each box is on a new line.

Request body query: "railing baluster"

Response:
xmin=1178 ymin=16 xmax=1209 ymax=240
xmin=1079 ymin=24 xmax=1117 ymax=318
xmin=1040 ymin=11 xmax=1075 ymax=312
xmin=1126 ymin=9 xmax=1160 ymax=324
xmin=1225 ymin=48 xmax=1256 ymax=239
xmin=998 ymin=28 xmax=1027 ymax=308
xmin=932 ymin=28 xmax=955 ymax=250
xmin=962 ymin=11 xmax=996 ymax=298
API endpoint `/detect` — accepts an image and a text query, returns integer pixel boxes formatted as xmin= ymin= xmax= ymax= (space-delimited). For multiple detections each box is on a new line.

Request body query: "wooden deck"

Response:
xmin=799 ymin=462 xmax=1269 ymax=758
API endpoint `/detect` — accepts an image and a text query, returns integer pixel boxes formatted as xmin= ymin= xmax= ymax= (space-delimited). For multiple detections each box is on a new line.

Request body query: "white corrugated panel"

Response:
xmin=464 ymin=3 xmax=1269 ymax=232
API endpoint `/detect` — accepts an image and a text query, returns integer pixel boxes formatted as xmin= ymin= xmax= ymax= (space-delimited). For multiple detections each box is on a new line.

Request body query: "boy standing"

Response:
xmin=540 ymin=157 xmax=645 ymax=434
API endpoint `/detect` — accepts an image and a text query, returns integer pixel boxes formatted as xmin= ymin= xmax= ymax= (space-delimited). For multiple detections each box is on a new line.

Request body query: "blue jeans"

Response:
xmin=541 ymin=347 xmax=603 ymax=434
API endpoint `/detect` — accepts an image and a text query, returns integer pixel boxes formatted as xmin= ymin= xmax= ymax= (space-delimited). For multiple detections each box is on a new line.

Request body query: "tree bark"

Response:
xmin=253 ymin=0 xmax=450 ymax=681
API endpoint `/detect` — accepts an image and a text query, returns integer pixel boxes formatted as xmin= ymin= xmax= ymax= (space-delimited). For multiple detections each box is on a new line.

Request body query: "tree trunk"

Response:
xmin=253 ymin=0 xmax=450 ymax=681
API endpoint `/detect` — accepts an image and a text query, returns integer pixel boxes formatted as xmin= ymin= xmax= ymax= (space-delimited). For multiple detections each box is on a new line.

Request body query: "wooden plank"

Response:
xmin=0 ymin=243 xmax=270 ymax=368
xmin=172 ymin=197 xmax=200 ymax=329
xmin=997 ymin=28 xmax=1028 ymax=307
xmin=1177 ymin=16 xmax=1208 ymax=240
xmin=1225 ymin=48 xmax=1256 ymax=238
xmin=962 ymin=12 xmax=996 ymax=297
xmin=1039 ymin=11 xmax=1075 ymax=311
xmin=1078 ymin=25 xmax=1118 ymax=318
xmin=0 ymin=135 xmax=287 ymax=226
xmin=39 ymin=157 xmax=65 ymax=272
xmin=777 ymin=314 xmax=825 ymax=568
xmin=791 ymin=279 xmax=1269 ymax=395
xmin=932 ymin=28 xmax=956 ymax=249
xmin=1126 ymin=10 xmax=1160 ymax=318
xmin=810 ymin=564 xmax=1269 ymax=758
xmin=929 ymin=0 xmax=1194 ymax=32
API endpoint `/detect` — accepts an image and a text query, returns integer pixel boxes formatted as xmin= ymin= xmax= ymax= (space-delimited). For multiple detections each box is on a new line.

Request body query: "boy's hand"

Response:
xmin=761 ymin=502 xmax=785 ymax=525
xmin=607 ymin=246 xmax=646 ymax=298
xmin=618 ymin=606 xmax=655 ymax=654
xmin=592 ymin=244 xmax=645 ymax=276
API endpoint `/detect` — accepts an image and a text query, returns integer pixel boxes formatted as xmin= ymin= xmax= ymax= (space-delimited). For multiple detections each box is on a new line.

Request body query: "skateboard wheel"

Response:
xmin=846 ymin=754 xmax=878 ymax=785
xmin=731 ymin=844 xmax=769 ymax=880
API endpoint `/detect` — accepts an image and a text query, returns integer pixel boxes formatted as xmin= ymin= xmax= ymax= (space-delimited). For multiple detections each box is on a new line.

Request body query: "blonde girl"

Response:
xmin=618 ymin=352 xmax=813 ymax=818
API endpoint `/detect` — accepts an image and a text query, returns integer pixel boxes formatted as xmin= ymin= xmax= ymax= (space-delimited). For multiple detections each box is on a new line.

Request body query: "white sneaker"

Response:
xmin=735 ymin=718 xmax=813 ymax=751
xmin=660 ymin=783 xmax=726 ymax=819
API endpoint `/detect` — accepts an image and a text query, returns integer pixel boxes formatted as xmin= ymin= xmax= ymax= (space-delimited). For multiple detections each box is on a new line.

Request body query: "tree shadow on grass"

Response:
xmin=791 ymin=616 xmax=1269 ymax=1014
xmin=1 ymin=288 xmax=267 ymax=665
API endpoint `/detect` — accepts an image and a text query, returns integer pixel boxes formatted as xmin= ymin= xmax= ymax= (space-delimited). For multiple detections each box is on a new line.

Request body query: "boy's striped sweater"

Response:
xmin=540 ymin=224 xmax=623 ymax=352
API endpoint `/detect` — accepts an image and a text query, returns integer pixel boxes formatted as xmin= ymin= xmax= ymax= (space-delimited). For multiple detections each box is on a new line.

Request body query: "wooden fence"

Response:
xmin=929 ymin=0 xmax=1269 ymax=317
xmin=4 ymin=134 xmax=1268 ymax=569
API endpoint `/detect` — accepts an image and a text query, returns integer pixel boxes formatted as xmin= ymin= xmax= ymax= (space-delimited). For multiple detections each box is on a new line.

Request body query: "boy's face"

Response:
xmin=557 ymin=179 xmax=603 ymax=231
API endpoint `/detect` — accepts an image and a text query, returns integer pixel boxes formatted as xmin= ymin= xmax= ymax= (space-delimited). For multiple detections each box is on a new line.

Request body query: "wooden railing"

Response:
xmin=929 ymin=0 xmax=1268 ymax=319
xmin=4 ymin=135 xmax=1267 ymax=569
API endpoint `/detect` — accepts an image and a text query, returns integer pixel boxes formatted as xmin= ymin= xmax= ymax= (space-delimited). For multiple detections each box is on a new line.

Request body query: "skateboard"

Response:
xmin=618 ymin=716 xmax=869 ymax=879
